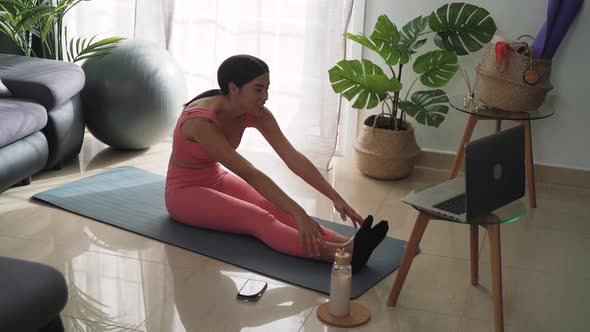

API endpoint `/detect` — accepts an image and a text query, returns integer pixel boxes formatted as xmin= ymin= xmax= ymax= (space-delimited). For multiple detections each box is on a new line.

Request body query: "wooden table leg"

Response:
xmin=470 ymin=224 xmax=479 ymax=285
xmin=387 ymin=212 xmax=430 ymax=306
xmin=521 ymin=120 xmax=536 ymax=208
xmin=487 ymin=224 xmax=504 ymax=332
xmin=450 ymin=115 xmax=479 ymax=179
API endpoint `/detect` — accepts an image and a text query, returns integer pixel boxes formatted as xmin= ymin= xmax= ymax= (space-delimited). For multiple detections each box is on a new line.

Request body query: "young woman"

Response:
xmin=165 ymin=55 xmax=387 ymax=271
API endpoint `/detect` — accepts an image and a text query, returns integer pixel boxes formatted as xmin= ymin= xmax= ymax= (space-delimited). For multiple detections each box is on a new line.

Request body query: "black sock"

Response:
xmin=350 ymin=215 xmax=372 ymax=271
xmin=351 ymin=215 xmax=373 ymax=273
xmin=351 ymin=219 xmax=389 ymax=273
xmin=359 ymin=215 xmax=373 ymax=232
xmin=351 ymin=230 xmax=371 ymax=273
xmin=370 ymin=220 xmax=389 ymax=248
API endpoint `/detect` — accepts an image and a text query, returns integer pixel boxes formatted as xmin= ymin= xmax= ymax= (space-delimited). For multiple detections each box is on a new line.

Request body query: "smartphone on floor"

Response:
xmin=236 ymin=279 xmax=268 ymax=301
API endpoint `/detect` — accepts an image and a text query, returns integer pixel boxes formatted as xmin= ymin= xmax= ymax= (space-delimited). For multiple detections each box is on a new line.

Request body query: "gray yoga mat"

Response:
xmin=33 ymin=166 xmax=408 ymax=298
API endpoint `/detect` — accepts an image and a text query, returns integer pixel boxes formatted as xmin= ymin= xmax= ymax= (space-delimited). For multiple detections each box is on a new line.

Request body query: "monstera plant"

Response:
xmin=329 ymin=3 xmax=496 ymax=179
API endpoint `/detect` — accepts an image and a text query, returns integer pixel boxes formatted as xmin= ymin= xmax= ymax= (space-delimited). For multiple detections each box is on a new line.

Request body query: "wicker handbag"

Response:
xmin=475 ymin=42 xmax=553 ymax=112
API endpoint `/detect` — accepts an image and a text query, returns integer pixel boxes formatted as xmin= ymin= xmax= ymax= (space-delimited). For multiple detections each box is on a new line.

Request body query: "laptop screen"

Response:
xmin=464 ymin=125 xmax=526 ymax=219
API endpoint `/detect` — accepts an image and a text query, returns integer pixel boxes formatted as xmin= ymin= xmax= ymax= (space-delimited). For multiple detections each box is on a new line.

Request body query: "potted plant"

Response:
xmin=0 ymin=0 xmax=124 ymax=62
xmin=329 ymin=2 xmax=496 ymax=179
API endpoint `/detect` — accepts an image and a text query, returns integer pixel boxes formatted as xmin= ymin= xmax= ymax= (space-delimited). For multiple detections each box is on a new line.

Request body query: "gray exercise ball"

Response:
xmin=81 ymin=39 xmax=186 ymax=149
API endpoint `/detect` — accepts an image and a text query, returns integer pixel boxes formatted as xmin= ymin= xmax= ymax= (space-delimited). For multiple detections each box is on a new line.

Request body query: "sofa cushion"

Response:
xmin=0 ymin=98 xmax=47 ymax=148
xmin=0 ymin=54 xmax=85 ymax=109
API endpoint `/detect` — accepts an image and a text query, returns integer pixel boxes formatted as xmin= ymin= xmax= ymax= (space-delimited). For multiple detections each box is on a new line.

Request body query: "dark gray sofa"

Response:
xmin=0 ymin=257 xmax=68 ymax=332
xmin=0 ymin=54 xmax=86 ymax=192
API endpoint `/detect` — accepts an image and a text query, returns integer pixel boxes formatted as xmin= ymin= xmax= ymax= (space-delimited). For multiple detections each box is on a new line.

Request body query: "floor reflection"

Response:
xmin=149 ymin=246 xmax=315 ymax=332
xmin=84 ymin=147 xmax=148 ymax=172
xmin=65 ymin=267 xmax=136 ymax=331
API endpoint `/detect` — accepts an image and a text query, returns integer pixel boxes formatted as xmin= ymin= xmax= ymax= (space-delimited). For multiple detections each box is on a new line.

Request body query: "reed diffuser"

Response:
xmin=460 ymin=65 xmax=479 ymax=110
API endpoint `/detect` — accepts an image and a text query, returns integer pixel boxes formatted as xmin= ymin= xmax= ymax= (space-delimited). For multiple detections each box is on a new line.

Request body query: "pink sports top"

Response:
xmin=170 ymin=106 xmax=254 ymax=168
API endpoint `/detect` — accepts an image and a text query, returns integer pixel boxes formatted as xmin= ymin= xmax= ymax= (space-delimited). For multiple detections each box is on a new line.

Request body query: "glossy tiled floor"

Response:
xmin=1 ymin=133 xmax=589 ymax=332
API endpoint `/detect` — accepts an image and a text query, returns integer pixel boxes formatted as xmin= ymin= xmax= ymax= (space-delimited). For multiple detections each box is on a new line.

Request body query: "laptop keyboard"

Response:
xmin=433 ymin=193 xmax=466 ymax=215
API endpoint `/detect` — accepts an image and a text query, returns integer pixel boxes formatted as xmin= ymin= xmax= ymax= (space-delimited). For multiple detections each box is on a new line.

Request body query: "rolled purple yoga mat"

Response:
xmin=532 ymin=0 xmax=584 ymax=59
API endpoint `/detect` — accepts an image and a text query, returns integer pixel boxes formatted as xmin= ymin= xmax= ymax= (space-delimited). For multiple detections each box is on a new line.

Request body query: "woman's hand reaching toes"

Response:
xmin=333 ymin=197 xmax=364 ymax=229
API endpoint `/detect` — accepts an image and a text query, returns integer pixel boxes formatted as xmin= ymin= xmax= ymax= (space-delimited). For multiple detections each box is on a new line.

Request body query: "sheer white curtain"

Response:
xmin=166 ymin=0 xmax=353 ymax=168
xmin=65 ymin=0 xmax=354 ymax=169
xmin=62 ymin=1 xmax=135 ymax=40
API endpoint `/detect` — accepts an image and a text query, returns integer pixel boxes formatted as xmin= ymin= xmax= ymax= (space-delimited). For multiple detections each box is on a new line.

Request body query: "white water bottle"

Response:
xmin=329 ymin=249 xmax=352 ymax=316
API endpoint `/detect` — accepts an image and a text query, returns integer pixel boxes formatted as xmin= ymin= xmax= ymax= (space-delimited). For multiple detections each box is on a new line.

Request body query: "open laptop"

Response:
xmin=402 ymin=125 xmax=525 ymax=222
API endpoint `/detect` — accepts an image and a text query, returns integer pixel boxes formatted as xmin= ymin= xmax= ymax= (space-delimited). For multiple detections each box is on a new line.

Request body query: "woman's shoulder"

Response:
xmin=248 ymin=107 xmax=274 ymax=126
xmin=184 ymin=96 xmax=218 ymax=111
xmin=184 ymin=96 xmax=222 ymax=118
xmin=182 ymin=103 xmax=221 ymax=128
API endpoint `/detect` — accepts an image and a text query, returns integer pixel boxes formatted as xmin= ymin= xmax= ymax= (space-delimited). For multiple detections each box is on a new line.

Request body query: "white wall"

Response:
xmin=362 ymin=0 xmax=590 ymax=170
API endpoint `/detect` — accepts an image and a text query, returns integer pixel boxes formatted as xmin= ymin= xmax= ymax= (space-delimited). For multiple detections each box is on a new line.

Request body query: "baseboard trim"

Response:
xmin=417 ymin=150 xmax=590 ymax=189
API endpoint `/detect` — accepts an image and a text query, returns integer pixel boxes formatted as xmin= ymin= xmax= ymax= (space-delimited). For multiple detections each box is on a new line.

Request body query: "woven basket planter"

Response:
xmin=353 ymin=116 xmax=421 ymax=180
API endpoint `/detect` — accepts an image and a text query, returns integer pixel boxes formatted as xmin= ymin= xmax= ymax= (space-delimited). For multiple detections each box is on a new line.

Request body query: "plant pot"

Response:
xmin=353 ymin=115 xmax=421 ymax=180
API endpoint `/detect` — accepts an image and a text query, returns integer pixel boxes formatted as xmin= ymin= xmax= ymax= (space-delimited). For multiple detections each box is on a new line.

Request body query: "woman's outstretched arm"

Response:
xmin=253 ymin=108 xmax=364 ymax=228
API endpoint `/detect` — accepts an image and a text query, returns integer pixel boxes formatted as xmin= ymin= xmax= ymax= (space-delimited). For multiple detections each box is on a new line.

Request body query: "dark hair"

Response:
xmin=184 ymin=55 xmax=269 ymax=107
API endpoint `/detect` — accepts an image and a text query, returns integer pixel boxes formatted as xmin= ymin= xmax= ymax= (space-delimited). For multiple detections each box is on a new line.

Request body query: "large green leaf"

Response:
xmin=346 ymin=33 xmax=379 ymax=53
xmin=367 ymin=15 xmax=405 ymax=65
xmin=429 ymin=2 xmax=496 ymax=55
xmin=413 ymin=50 xmax=458 ymax=87
xmin=329 ymin=59 xmax=402 ymax=109
xmin=399 ymin=16 xmax=429 ymax=57
xmin=398 ymin=90 xmax=449 ymax=127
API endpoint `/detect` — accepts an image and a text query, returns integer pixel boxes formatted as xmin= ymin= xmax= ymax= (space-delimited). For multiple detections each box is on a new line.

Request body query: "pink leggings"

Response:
xmin=165 ymin=167 xmax=337 ymax=258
